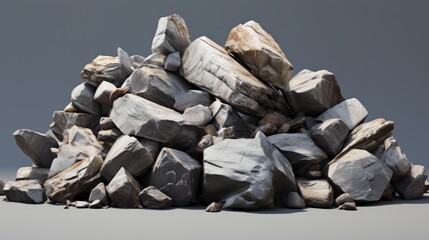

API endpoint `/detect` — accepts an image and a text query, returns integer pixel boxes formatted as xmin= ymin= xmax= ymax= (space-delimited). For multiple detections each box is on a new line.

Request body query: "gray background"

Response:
xmin=0 ymin=0 xmax=428 ymax=172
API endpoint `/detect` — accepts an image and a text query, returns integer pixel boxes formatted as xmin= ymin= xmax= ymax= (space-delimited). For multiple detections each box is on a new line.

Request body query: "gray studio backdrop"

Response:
xmin=1 ymin=0 xmax=428 ymax=176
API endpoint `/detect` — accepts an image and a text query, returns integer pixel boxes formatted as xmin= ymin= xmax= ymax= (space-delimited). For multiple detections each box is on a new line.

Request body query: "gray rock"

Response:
xmin=297 ymin=178 xmax=334 ymax=208
xmin=50 ymin=111 xmax=100 ymax=141
xmin=381 ymin=184 xmax=396 ymax=201
xmin=44 ymin=155 xmax=103 ymax=204
xmin=139 ymin=186 xmax=173 ymax=209
xmin=203 ymin=132 xmax=296 ymax=210
xmin=94 ymin=81 xmax=117 ymax=105
xmin=284 ymin=69 xmax=344 ymax=116
xmin=335 ymin=193 xmax=354 ymax=206
xmin=97 ymin=129 xmax=122 ymax=142
xmin=268 ymin=133 xmax=327 ymax=169
xmin=89 ymin=199 xmax=103 ymax=209
xmin=328 ymin=149 xmax=393 ymax=202
xmin=75 ymin=201 xmax=90 ymax=208
xmin=210 ymin=100 xmax=250 ymax=138
xmin=150 ymin=148 xmax=201 ymax=206
xmin=195 ymin=135 xmax=222 ymax=154
xmin=374 ymin=137 xmax=412 ymax=181
xmin=425 ymin=180 xmax=429 ymax=193
xmin=108 ymin=87 xmax=130 ymax=106
xmin=117 ymin=47 xmax=134 ymax=75
xmin=151 ymin=14 xmax=191 ymax=55
xmin=4 ymin=180 xmax=46 ymax=204
xmin=316 ymin=98 xmax=368 ymax=130
xmin=251 ymin=124 xmax=277 ymax=137
xmin=284 ymin=192 xmax=306 ymax=209
xmin=0 ymin=180 xmax=4 ymax=195
xmin=130 ymin=55 xmax=146 ymax=69
xmin=100 ymin=135 xmax=158 ymax=181
xmin=13 ymin=129 xmax=58 ymax=168
xmin=142 ymin=52 xmax=167 ymax=67
xmin=216 ymin=127 xmax=236 ymax=139
xmin=81 ymin=55 xmax=126 ymax=87
xmin=277 ymin=123 xmax=291 ymax=134
xmin=15 ymin=167 xmax=49 ymax=183
xmin=310 ymin=118 xmax=349 ymax=156
xmin=164 ymin=51 xmax=181 ymax=71
xmin=183 ymin=104 xmax=212 ymax=127
xmin=110 ymin=94 xmax=203 ymax=150
xmin=89 ymin=182 xmax=109 ymax=206
xmin=205 ymin=202 xmax=222 ymax=213
xmin=106 ymin=167 xmax=141 ymax=208
xmin=339 ymin=202 xmax=357 ymax=211
xmin=174 ymin=90 xmax=213 ymax=112
xmin=99 ymin=117 xmax=116 ymax=130
xmin=64 ymin=102 xmax=78 ymax=112
xmin=71 ymin=83 xmax=101 ymax=115
xmin=181 ymin=36 xmax=290 ymax=117
xmin=393 ymin=165 xmax=427 ymax=200
xmin=259 ymin=113 xmax=289 ymax=128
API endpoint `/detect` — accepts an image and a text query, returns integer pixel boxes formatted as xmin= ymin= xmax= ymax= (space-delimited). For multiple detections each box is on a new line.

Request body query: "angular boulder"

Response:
xmin=393 ymin=165 xmax=427 ymax=200
xmin=139 ymin=186 xmax=173 ymax=209
xmin=210 ymin=100 xmax=250 ymax=138
xmin=15 ymin=167 xmax=49 ymax=183
xmin=316 ymin=98 xmax=368 ymax=130
xmin=164 ymin=51 xmax=181 ymax=71
xmin=89 ymin=182 xmax=109 ymax=206
xmin=50 ymin=111 xmax=100 ymax=141
xmin=297 ymin=178 xmax=334 ymax=208
xmin=374 ymin=137 xmax=412 ymax=181
xmin=117 ymin=47 xmax=134 ymax=75
xmin=3 ymin=180 xmax=46 ymax=204
xmin=81 ymin=55 xmax=126 ymax=87
xmin=183 ymin=104 xmax=212 ymax=127
xmin=94 ymin=81 xmax=117 ymax=105
xmin=151 ymin=14 xmax=191 ymax=55
xmin=310 ymin=118 xmax=349 ymax=156
xmin=106 ymin=167 xmax=141 ymax=208
xmin=174 ymin=90 xmax=213 ymax=112
xmin=71 ymin=83 xmax=101 ymax=115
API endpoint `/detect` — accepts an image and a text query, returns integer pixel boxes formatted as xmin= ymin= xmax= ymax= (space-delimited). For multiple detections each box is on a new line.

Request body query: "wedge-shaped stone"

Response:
xmin=94 ymin=81 xmax=117 ymax=105
xmin=71 ymin=83 xmax=101 ymax=115
xmin=393 ymin=165 xmax=427 ymax=200
xmin=225 ymin=20 xmax=293 ymax=89
xmin=297 ymin=178 xmax=333 ymax=208
xmin=50 ymin=111 xmax=100 ymax=141
xmin=268 ymin=133 xmax=327 ymax=169
xmin=174 ymin=90 xmax=213 ymax=112
xmin=164 ymin=51 xmax=181 ymax=71
xmin=106 ymin=167 xmax=141 ymax=208
xmin=210 ymin=100 xmax=250 ymax=138
xmin=89 ymin=182 xmax=109 ymax=206
xmin=110 ymin=94 xmax=203 ymax=150
xmin=81 ymin=55 xmax=127 ymax=87
xmin=117 ymin=47 xmax=134 ymax=75
xmin=13 ymin=129 xmax=58 ymax=168
xmin=139 ymin=186 xmax=172 ymax=209
xmin=97 ymin=129 xmax=122 ymax=142
xmin=310 ymin=118 xmax=349 ymax=156
xmin=316 ymin=98 xmax=367 ymax=130
xmin=150 ymin=148 xmax=201 ymax=206
xmin=15 ymin=167 xmax=49 ymax=183
xmin=181 ymin=36 xmax=290 ymax=117
xmin=151 ymin=14 xmax=191 ymax=55
xmin=328 ymin=149 xmax=393 ymax=202
xmin=4 ymin=180 xmax=46 ymax=204
xmin=203 ymin=132 xmax=296 ymax=210
xmin=374 ymin=137 xmax=412 ymax=181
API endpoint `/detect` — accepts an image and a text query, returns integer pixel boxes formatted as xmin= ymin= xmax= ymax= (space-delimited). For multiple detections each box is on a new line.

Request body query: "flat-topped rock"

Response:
xmin=81 ymin=55 xmax=127 ymax=87
xmin=4 ymin=180 xmax=46 ymax=204
xmin=316 ymin=98 xmax=368 ymax=130
xmin=151 ymin=14 xmax=191 ymax=55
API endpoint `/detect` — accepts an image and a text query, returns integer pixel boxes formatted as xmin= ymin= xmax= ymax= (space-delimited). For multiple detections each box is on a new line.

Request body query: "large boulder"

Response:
xmin=203 ymin=132 xmax=296 ymax=210
xmin=80 ymin=55 xmax=127 ymax=87
xmin=71 ymin=83 xmax=101 ymax=115
xmin=284 ymin=69 xmax=344 ymax=116
xmin=393 ymin=165 xmax=427 ymax=200
xmin=310 ymin=118 xmax=349 ymax=156
xmin=225 ymin=20 xmax=293 ymax=89
xmin=181 ymin=36 xmax=290 ymax=117
xmin=374 ymin=137 xmax=412 ymax=181
xmin=106 ymin=167 xmax=141 ymax=208
xmin=15 ymin=167 xmax=49 ymax=184
xmin=316 ymin=98 xmax=368 ymax=130
xmin=50 ymin=111 xmax=100 ymax=141
xmin=150 ymin=148 xmax=201 ymax=206
xmin=3 ymin=180 xmax=46 ymax=204
xmin=110 ymin=94 xmax=203 ymax=150
xmin=139 ymin=186 xmax=173 ymax=209
xmin=297 ymin=178 xmax=334 ymax=208
xmin=151 ymin=14 xmax=191 ymax=55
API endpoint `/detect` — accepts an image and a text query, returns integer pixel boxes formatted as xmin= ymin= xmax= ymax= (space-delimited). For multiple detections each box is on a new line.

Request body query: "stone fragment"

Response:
xmin=284 ymin=69 xmax=343 ymax=116
xmin=284 ymin=192 xmax=306 ymax=209
xmin=277 ymin=123 xmax=291 ymax=134
xmin=183 ymin=104 xmax=212 ymax=127
xmin=89 ymin=199 xmax=103 ymax=209
xmin=339 ymin=202 xmax=357 ymax=211
xmin=316 ymin=98 xmax=368 ymax=130
xmin=335 ymin=193 xmax=354 ymax=206
xmin=381 ymin=184 xmax=396 ymax=201
xmin=174 ymin=90 xmax=213 ymax=112
xmin=109 ymin=87 xmax=129 ymax=106
xmin=138 ymin=186 xmax=173 ymax=209
xmin=151 ymin=14 xmax=191 ymax=55
xmin=216 ymin=127 xmax=236 ymax=139
xmin=75 ymin=201 xmax=90 ymax=208
xmin=97 ymin=129 xmax=122 ymax=142
xmin=374 ymin=137 xmax=412 ymax=181
xmin=110 ymin=94 xmax=203 ymax=150
xmin=89 ymin=182 xmax=109 ymax=206
xmin=310 ymin=118 xmax=349 ymax=156
xmin=328 ymin=149 xmax=393 ymax=202
xmin=94 ymin=81 xmax=117 ymax=105
xmin=305 ymin=170 xmax=323 ymax=179
xmin=164 ymin=51 xmax=181 ymax=71
xmin=99 ymin=117 xmax=116 ymax=130
xmin=64 ymin=102 xmax=78 ymax=112
xmin=50 ymin=111 xmax=100 ymax=141
xmin=205 ymin=202 xmax=222 ymax=213
xmin=117 ymin=47 xmax=134 ymax=75
xmin=81 ymin=55 xmax=126 ymax=87
xmin=195 ymin=135 xmax=222 ymax=154
xmin=251 ymin=124 xmax=277 ymax=138
xmin=393 ymin=165 xmax=427 ymax=200
xmin=130 ymin=55 xmax=145 ymax=69
xmin=106 ymin=168 xmax=141 ymax=208
xmin=150 ymin=148 xmax=201 ymax=206
xmin=210 ymin=100 xmax=250 ymax=138
xmin=71 ymin=83 xmax=101 ymax=115
xmin=142 ymin=52 xmax=167 ymax=67
xmin=15 ymin=167 xmax=49 ymax=183
xmin=259 ymin=113 xmax=286 ymax=128
xmin=3 ymin=180 xmax=46 ymax=204
xmin=297 ymin=178 xmax=333 ymax=208
xmin=13 ymin=129 xmax=58 ymax=168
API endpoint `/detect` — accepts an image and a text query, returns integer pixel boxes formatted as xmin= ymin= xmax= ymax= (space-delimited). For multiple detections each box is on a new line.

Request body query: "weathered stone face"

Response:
xmin=151 ymin=14 xmax=191 ymax=55
xmin=80 ymin=55 xmax=127 ymax=87
xmin=4 ymin=180 xmax=46 ymax=204
xmin=106 ymin=167 xmax=141 ymax=208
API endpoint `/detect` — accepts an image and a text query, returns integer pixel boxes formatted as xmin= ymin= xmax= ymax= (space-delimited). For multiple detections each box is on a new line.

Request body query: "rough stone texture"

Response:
xmin=174 ymin=90 xmax=213 ymax=112
xmin=50 ymin=111 xmax=100 ymax=141
xmin=203 ymin=132 xmax=296 ymax=210
xmin=15 ymin=167 xmax=49 ymax=183
xmin=151 ymin=14 xmax=191 ymax=55
xmin=259 ymin=113 xmax=288 ymax=128
xmin=268 ymin=133 xmax=327 ymax=169
xmin=3 ymin=180 xmax=46 ymax=204
xmin=316 ymin=98 xmax=368 ymax=130
xmin=110 ymin=94 xmax=203 ymax=150
xmin=142 ymin=52 xmax=167 ymax=68
xmin=89 ymin=182 xmax=109 ymax=206
xmin=150 ymin=148 xmax=201 ymax=206
xmin=210 ymin=100 xmax=250 ymax=138
xmin=374 ymin=137 xmax=412 ymax=181
xmin=183 ymin=104 xmax=212 ymax=127
xmin=117 ymin=47 xmax=134 ymax=75
xmin=251 ymin=124 xmax=277 ymax=137
xmin=94 ymin=81 xmax=117 ymax=105
xmin=100 ymin=135 xmax=158 ymax=181
xmin=297 ymin=178 xmax=334 ymax=208
xmin=44 ymin=155 xmax=103 ymax=204
xmin=13 ymin=129 xmax=58 ymax=168
xmin=164 ymin=51 xmax=181 ymax=71
xmin=284 ymin=192 xmax=306 ymax=209
xmin=97 ymin=129 xmax=122 ymax=142
xmin=130 ymin=55 xmax=146 ymax=69
xmin=284 ymin=69 xmax=344 ymax=116
xmin=106 ymin=167 xmax=142 ymax=208
xmin=81 ymin=55 xmax=126 ymax=87
xmin=393 ymin=165 xmax=427 ymax=200
xmin=335 ymin=193 xmax=354 ymax=206
xmin=71 ymin=83 xmax=101 ymax=115
xmin=205 ymin=202 xmax=222 ymax=213
xmin=225 ymin=20 xmax=293 ymax=89
xmin=328 ymin=149 xmax=393 ymax=202
xmin=339 ymin=202 xmax=357 ymax=211
xmin=99 ymin=117 xmax=116 ymax=130
xmin=138 ymin=186 xmax=173 ymax=209
xmin=181 ymin=36 xmax=290 ymax=117
xmin=310 ymin=118 xmax=349 ymax=156
xmin=109 ymin=87 xmax=130 ymax=106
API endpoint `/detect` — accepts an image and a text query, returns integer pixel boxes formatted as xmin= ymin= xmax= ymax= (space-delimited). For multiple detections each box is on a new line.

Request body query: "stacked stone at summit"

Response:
xmin=81 ymin=55 xmax=127 ymax=87
xmin=225 ymin=20 xmax=293 ymax=89
xmin=106 ymin=168 xmax=141 ymax=208
xmin=316 ymin=98 xmax=368 ymax=130
xmin=310 ymin=118 xmax=349 ymax=156
xmin=3 ymin=180 xmax=46 ymax=204
xmin=152 ymin=14 xmax=191 ymax=55
xmin=393 ymin=165 xmax=427 ymax=200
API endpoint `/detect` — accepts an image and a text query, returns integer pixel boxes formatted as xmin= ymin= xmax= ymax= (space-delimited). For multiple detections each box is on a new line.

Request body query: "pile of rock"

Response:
xmin=3 ymin=14 xmax=428 ymax=212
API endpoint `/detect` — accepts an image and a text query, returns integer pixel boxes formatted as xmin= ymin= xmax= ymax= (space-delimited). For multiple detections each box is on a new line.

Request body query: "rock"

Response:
xmin=195 ymin=135 xmax=222 ymax=154
xmin=71 ymin=83 xmax=101 ymax=115
xmin=328 ymin=149 xmax=393 ymax=202
xmin=99 ymin=117 xmax=116 ymax=130
xmin=287 ymin=113 xmax=307 ymax=131
xmin=94 ymin=81 xmax=117 ymax=105
xmin=3 ymin=180 xmax=46 ymax=204
xmin=284 ymin=69 xmax=343 ymax=116
xmin=310 ymin=118 xmax=349 ymax=156
xmin=259 ymin=113 xmax=287 ymax=128
xmin=64 ymin=102 xmax=78 ymax=112
xmin=13 ymin=129 xmax=59 ymax=168
xmin=216 ymin=127 xmax=236 ymax=139
xmin=142 ymin=52 xmax=167 ymax=67
xmin=205 ymin=202 xmax=222 ymax=213
xmin=150 ymin=147 xmax=201 ymax=206
xmin=268 ymin=133 xmax=327 ymax=169
xmin=210 ymin=100 xmax=250 ymax=138
xmin=138 ymin=186 xmax=173 ymax=209
xmin=130 ymin=55 xmax=145 ymax=69
xmin=81 ymin=55 xmax=126 ymax=87
xmin=44 ymin=155 xmax=103 ymax=204
xmin=381 ymin=184 xmax=396 ymax=201
xmin=110 ymin=94 xmax=203 ymax=150
xmin=174 ymin=90 xmax=213 ymax=112
xmin=151 ymin=14 xmax=191 ymax=55
xmin=75 ymin=201 xmax=90 ymax=208
xmin=109 ymin=87 xmax=129 ymax=106
xmin=183 ymin=104 xmax=212 ymax=127
xmin=164 ymin=51 xmax=181 ymax=71
xmin=277 ymin=123 xmax=291 ymax=134
xmin=89 ymin=199 xmax=103 ymax=209
xmin=425 ymin=180 xmax=429 ymax=193
xmin=100 ymin=135 xmax=158 ymax=181
xmin=181 ymin=36 xmax=290 ymax=117
xmin=15 ymin=167 xmax=49 ymax=183
xmin=0 ymin=180 xmax=4 ymax=195
xmin=316 ymin=98 xmax=368 ymax=130
xmin=297 ymin=178 xmax=333 ymax=208
xmin=251 ymin=124 xmax=277 ymax=137
xmin=97 ymin=129 xmax=122 ymax=142
xmin=225 ymin=20 xmax=293 ymax=89
xmin=339 ymin=202 xmax=357 ymax=211
xmin=89 ymin=182 xmax=109 ymax=206
xmin=203 ymin=132 xmax=296 ymax=210
xmin=117 ymin=47 xmax=134 ymax=75
xmin=106 ymin=168 xmax=141 ymax=208
xmin=335 ymin=193 xmax=354 ymax=206
xmin=374 ymin=137 xmax=412 ymax=181
xmin=284 ymin=192 xmax=306 ymax=209
xmin=50 ymin=111 xmax=100 ymax=141
xmin=393 ymin=165 xmax=427 ymax=200
xmin=305 ymin=170 xmax=323 ymax=179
